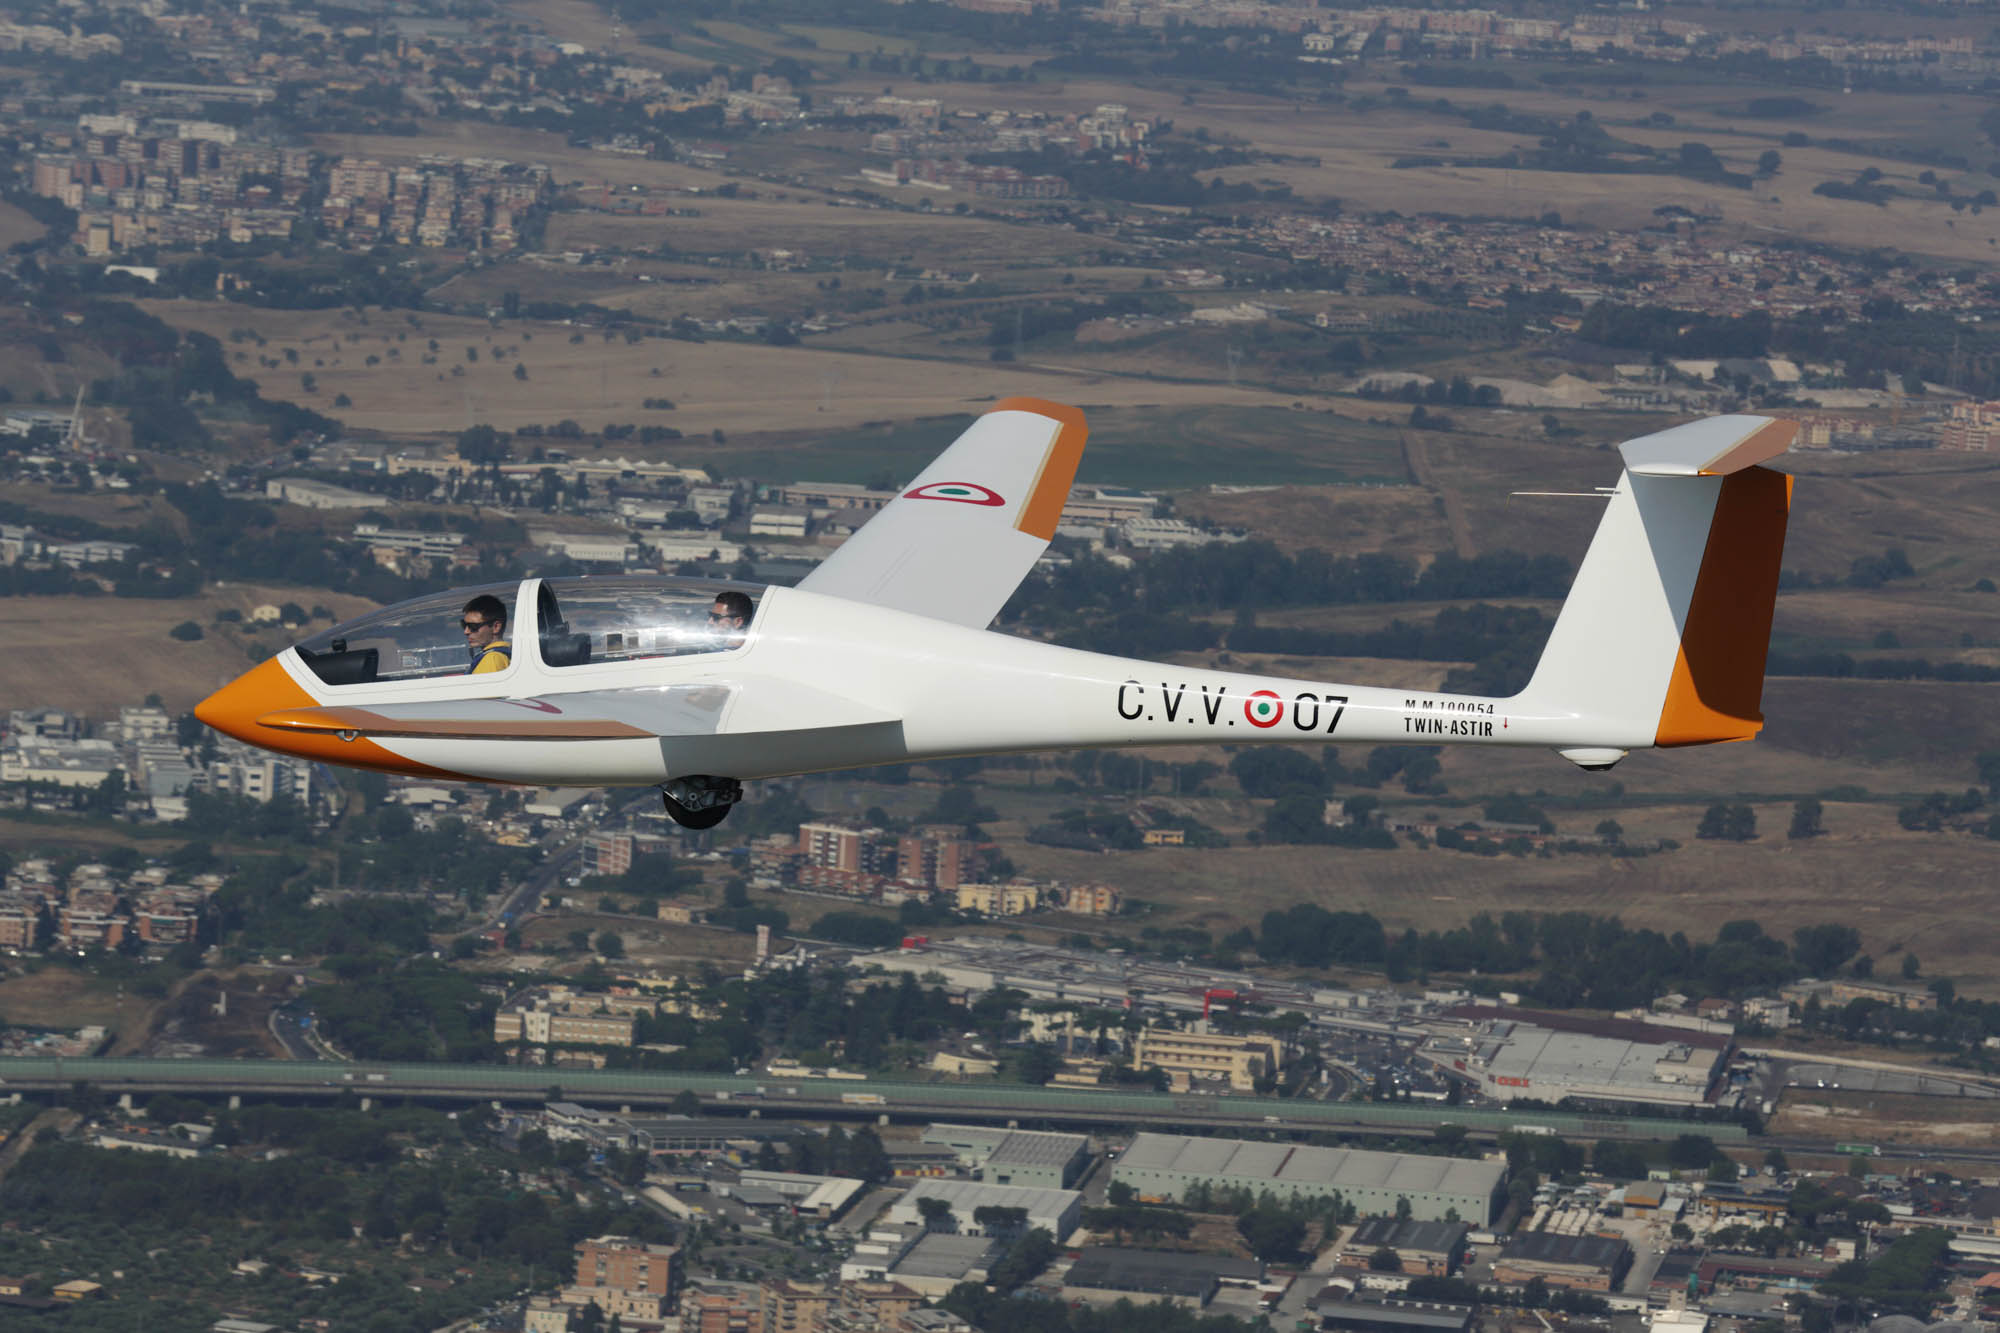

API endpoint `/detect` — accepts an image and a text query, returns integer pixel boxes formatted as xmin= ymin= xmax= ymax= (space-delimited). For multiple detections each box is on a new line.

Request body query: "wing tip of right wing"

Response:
xmin=987 ymin=395 xmax=1087 ymax=432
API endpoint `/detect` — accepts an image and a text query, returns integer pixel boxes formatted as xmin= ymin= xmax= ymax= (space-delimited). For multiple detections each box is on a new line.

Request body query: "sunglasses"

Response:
xmin=461 ymin=620 xmax=493 ymax=632
xmin=708 ymin=611 xmax=739 ymax=622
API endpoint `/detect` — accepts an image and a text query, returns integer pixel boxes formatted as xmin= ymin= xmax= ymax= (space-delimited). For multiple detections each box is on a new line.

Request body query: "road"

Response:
xmin=0 ymin=1055 xmax=1750 ymax=1144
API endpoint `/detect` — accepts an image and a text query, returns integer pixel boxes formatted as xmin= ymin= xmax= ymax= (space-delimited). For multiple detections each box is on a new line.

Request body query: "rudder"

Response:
xmin=1515 ymin=415 xmax=1795 ymax=757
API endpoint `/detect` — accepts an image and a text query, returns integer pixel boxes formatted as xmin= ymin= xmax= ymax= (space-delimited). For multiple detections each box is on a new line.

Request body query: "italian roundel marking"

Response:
xmin=905 ymin=481 xmax=1006 ymax=506
xmin=1244 ymin=690 xmax=1284 ymax=728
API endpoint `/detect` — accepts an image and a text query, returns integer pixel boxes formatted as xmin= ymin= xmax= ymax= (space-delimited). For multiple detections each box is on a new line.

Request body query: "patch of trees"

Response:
xmin=1765 ymin=651 xmax=2000 ymax=683
xmin=0 ymin=1112 xmax=673 ymax=1320
xmin=1813 ymin=178 xmax=1897 ymax=206
xmin=1357 ymin=374 xmax=1503 ymax=407
xmin=809 ymin=911 xmax=906 ymax=949
xmin=1029 ymin=805 xmax=1148 ymax=852
xmin=1006 ymin=547 xmax=1573 ymax=655
xmin=985 ymin=291 xmax=1187 ymax=351
xmin=207 ymin=853 xmax=436 ymax=956
xmin=1896 ymin=787 xmax=1984 ymax=831
xmin=1697 ymin=802 xmax=1759 ymax=842
xmin=1082 ymin=1204 xmax=1192 ymax=1242
xmin=312 ymin=956 xmax=498 ymax=1062
xmin=1818 ymin=1227 xmax=1952 ymax=1317
xmin=1229 ymin=602 xmax=1547 ymax=671
xmin=1250 ymin=908 xmax=1860 ymax=1006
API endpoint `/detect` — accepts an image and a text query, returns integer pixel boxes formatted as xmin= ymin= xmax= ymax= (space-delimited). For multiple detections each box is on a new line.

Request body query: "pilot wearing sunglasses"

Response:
xmin=460 ymin=595 xmax=512 ymax=674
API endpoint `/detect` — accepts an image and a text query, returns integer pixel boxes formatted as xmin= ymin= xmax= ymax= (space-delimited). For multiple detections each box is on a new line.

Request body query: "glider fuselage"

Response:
xmin=198 ymin=579 xmax=1630 ymax=787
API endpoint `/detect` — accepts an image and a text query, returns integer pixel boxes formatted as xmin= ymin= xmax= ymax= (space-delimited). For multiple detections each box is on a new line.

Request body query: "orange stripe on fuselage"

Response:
xmin=193 ymin=655 xmax=476 ymax=780
xmin=258 ymin=705 xmax=653 ymax=741
xmin=996 ymin=396 xmax=1089 ymax=542
xmin=1655 ymin=467 xmax=1794 ymax=748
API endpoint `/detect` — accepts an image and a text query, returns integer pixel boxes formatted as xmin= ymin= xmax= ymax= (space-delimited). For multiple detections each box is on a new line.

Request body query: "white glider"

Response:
xmin=196 ymin=398 xmax=1795 ymax=826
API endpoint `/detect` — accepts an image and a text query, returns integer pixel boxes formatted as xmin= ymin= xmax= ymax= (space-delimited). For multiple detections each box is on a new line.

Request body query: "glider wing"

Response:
xmin=795 ymin=396 xmax=1087 ymax=628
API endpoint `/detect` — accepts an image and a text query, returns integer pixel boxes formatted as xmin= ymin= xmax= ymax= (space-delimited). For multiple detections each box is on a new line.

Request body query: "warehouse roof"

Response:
xmin=1347 ymin=1217 xmax=1472 ymax=1256
xmin=986 ymin=1129 xmax=1087 ymax=1170
xmin=1064 ymin=1247 xmax=1262 ymax=1299
xmin=890 ymin=1233 xmax=1003 ymax=1281
xmin=1120 ymin=1134 xmax=1506 ymax=1199
xmin=1499 ymin=1232 xmax=1629 ymax=1270
xmin=895 ymin=1177 xmax=1082 ymax=1221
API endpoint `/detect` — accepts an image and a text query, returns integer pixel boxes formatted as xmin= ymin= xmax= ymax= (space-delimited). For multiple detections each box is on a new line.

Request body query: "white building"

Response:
xmin=883 ymin=1179 xmax=1082 ymax=1241
xmin=645 ymin=534 xmax=745 ymax=565
xmin=530 ymin=530 xmax=638 ymax=565
xmin=266 ymin=477 xmax=379 ymax=510
xmin=747 ymin=506 xmax=810 ymax=538
xmin=1 ymin=736 xmax=118 ymax=788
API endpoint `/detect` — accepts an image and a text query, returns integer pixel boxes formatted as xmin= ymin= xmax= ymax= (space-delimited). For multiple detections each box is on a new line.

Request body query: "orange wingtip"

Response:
xmin=987 ymin=397 xmax=1088 ymax=542
xmin=1698 ymin=418 xmax=1797 ymax=476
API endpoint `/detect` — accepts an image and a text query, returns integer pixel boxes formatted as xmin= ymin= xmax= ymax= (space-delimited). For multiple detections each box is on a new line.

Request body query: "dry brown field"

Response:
xmin=112 ymin=970 xmax=292 ymax=1059
xmin=544 ymin=197 xmax=1103 ymax=265
xmin=0 ymin=964 xmax=156 ymax=1034
xmin=797 ymin=56 xmax=1999 ymax=261
xmin=138 ymin=297 xmax=1317 ymax=438
xmin=1659 ymin=3 xmax=1997 ymax=40
xmin=1176 ymin=483 xmax=1459 ymax=558
xmin=0 ymin=583 xmax=376 ymax=716
xmin=0 ymin=201 xmax=47 ymax=250
xmin=1006 ymin=799 xmax=2000 ymax=989
xmin=518 ymin=912 xmax=758 ymax=972
xmin=1771 ymin=1089 xmax=2000 ymax=1148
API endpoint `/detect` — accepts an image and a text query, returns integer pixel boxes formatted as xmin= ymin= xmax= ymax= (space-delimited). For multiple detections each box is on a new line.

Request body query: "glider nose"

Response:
xmin=195 ymin=656 xmax=308 ymax=747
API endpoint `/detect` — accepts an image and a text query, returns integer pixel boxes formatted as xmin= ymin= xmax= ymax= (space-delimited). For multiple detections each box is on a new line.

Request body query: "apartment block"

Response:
xmin=574 ymin=1233 xmax=682 ymax=1297
xmin=1131 ymin=1026 xmax=1284 ymax=1093
xmin=681 ymin=1280 xmax=763 ymax=1333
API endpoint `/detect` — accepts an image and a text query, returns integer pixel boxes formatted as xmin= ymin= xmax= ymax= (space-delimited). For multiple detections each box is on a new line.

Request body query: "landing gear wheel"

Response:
xmin=661 ymin=775 xmax=743 ymax=829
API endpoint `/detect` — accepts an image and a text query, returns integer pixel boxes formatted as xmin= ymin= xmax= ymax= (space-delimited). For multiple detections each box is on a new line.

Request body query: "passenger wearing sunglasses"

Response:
xmin=460 ymin=595 xmax=512 ymax=674
xmin=709 ymin=591 xmax=753 ymax=648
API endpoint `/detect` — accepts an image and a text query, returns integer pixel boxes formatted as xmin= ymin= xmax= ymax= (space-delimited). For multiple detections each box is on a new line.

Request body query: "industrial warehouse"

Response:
xmin=1416 ymin=1012 xmax=1731 ymax=1109
xmin=1111 ymin=1134 xmax=1507 ymax=1223
xmin=919 ymin=1124 xmax=1090 ymax=1189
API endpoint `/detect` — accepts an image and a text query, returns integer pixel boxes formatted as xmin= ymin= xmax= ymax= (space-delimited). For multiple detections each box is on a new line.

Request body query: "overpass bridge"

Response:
xmin=0 ymin=1057 xmax=1745 ymax=1143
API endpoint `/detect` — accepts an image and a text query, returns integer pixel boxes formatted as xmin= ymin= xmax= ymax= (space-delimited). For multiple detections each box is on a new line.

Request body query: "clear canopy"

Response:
xmin=534 ymin=577 xmax=763 ymax=669
xmin=295 ymin=582 xmax=518 ymax=686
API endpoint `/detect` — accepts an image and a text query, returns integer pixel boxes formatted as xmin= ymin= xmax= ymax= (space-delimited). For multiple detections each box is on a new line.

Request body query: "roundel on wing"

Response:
xmin=905 ymin=481 xmax=1006 ymax=506
xmin=1244 ymin=690 xmax=1284 ymax=728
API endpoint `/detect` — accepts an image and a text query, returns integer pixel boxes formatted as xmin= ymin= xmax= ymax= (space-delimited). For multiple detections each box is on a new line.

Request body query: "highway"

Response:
xmin=0 ymin=1055 xmax=1746 ymax=1143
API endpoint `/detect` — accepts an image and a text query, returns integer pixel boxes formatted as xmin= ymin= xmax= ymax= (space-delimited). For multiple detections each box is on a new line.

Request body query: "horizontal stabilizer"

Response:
xmin=1619 ymin=415 xmax=1796 ymax=477
xmin=257 ymin=679 xmax=895 ymax=742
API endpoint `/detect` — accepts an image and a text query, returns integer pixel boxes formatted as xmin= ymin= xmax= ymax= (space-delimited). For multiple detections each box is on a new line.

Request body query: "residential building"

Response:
xmin=760 ymin=1278 xmax=833 ymax=1333
xmin=562 ymin=1234 xmax=681 ymax=1320
xmin=681 ymin=1280 xmax=763 ymax=1333
xmin=954 ymin=882 xmax=1040 ymax=916
xmin=1131 ymin=1026 xmax=1284 ymax=1092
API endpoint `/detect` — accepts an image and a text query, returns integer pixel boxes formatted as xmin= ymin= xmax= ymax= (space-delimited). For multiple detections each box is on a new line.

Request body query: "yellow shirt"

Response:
xmin=470 ymin=639 xmax=511 ymax=674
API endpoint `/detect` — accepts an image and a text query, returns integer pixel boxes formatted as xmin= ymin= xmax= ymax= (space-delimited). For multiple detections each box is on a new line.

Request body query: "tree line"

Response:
xmin=1249 ymin=907 xmax=1870 ymax=1006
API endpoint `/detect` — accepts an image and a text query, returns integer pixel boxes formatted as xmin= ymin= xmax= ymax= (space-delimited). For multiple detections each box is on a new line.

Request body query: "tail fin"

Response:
xmin=1517 ymin=415 xmax=1795 ymax=764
